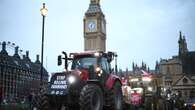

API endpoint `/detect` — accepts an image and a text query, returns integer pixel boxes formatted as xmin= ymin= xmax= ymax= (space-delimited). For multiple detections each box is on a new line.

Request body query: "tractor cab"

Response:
xmin=70 ymin=51 xmax=114 ymax=78
xmin=57 ymin=51 xmax=115 ymax=79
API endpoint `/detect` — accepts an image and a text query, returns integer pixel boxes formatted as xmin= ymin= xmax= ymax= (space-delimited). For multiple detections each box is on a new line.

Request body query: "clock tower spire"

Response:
xmin=90 ymin=0 xmax=100 ymax=4
xmin=84 ymin=0 xmax=106 ymax=52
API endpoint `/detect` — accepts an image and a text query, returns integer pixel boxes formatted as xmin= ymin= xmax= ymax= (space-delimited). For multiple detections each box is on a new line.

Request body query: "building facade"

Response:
xmin=0 ymin=41 xmax=49 ymax=100
xmin=84 ymin=0 xmax=106 ymax=52
xmin=156 ymin=31 xmax=195 ymax=99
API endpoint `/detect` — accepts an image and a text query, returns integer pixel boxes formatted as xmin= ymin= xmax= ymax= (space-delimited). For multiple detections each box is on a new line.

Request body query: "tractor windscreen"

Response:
xmin=71 ymin=56 xmax=97 ymax=69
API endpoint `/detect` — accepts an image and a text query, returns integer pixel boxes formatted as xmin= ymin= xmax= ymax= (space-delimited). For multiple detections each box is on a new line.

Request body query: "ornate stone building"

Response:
xmin=0 ymin=41 xmax=49 ymax=99
xmin=84 ymin=0 xmax=106 ymax=52
xmin=156 ymin=31 xmax=195 ymax=99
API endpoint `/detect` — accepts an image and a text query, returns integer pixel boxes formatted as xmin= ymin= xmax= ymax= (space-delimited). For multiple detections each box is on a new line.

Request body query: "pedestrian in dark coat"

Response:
xmin=0 ymin=85 xmax=2 ymax=107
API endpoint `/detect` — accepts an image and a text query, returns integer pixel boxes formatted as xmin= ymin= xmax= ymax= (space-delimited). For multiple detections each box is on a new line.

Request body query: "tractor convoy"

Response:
xmin=34 ymin=51 xmax=123 ymax=110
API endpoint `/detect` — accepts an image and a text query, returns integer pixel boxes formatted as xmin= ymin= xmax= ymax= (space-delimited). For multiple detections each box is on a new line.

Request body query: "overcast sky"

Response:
xmin=0 ymin=0 xmax=195 ymax=73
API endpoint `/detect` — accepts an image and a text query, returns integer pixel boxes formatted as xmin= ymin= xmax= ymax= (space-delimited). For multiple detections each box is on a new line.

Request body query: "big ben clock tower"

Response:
xmin=84 ymin=0 xmax=106 ymax=52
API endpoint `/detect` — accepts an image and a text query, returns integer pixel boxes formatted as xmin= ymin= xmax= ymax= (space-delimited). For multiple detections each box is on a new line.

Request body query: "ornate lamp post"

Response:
xmin=40 ymin=3 xmax=48 ymax=85
xmin=114 ymin=53 xmax=118 ymax=75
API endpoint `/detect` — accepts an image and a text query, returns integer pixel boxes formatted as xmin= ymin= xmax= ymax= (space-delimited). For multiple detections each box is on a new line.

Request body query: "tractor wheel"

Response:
xmin=32 ymin=88 xmax=50 ymax=110
xmin=108 ymin=81 xmax=123 ymax=110
xmin=79 ymin=84 xmax=103 ymax=110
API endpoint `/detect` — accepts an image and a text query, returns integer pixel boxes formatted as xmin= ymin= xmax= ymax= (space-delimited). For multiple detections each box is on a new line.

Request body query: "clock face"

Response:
xmin=88 ymin=21 xmax=96 ymax=30
xmin=86 ymin=19 xmax=97 ymax=32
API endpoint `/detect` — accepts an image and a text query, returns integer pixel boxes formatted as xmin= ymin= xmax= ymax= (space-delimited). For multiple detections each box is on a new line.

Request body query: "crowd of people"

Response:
xmin=0 ymin=86 xmax=36 ymax=110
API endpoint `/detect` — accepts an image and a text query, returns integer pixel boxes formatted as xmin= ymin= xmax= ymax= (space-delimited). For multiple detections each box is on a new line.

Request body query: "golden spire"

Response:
xmin=91 ymin=0 xmax=100 ymax=4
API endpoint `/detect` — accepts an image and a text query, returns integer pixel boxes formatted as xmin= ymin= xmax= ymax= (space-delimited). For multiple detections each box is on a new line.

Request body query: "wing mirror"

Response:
xmin=58 ymin=55 xmax=62 ymax=66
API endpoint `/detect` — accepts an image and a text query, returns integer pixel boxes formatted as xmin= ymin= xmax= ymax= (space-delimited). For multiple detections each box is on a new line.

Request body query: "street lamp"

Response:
xmin=40 ymin=3 xmax=48 ymax=85
xmin=114 ymin=54 xmax=118 ymax=75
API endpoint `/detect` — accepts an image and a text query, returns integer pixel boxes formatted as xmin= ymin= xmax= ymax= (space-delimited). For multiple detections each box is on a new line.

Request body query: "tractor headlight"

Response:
xmin=147 ymin=87 xmax=153 ymax=92
xmin=94 ymin=52 xmax=100 ymax=57
xmin=68 ymin=75 xmax=76 ymax=84
xmin=96 ymin=67 xmax=103 ymax=76
xmin=96 ymin=67 xmax=101 ymax=72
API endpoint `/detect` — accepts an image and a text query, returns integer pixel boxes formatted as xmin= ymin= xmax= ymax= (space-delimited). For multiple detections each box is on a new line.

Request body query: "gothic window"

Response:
xmin=183 ymin=78 xmax=188 ymax=84
xmin=93 ymin=39 xmax=96 ymax=49
xmin=88 ymin=39 xmax=92 ymax=49
xmin=190 ymin=90 xmax=195 ymax=98
xmin=25 ymin=63 xmax=30 ymax=69
xmin=184 ymin=91 xmax=188 ymax=97
xmin=14 ymin=60 xmax=19 ymax=65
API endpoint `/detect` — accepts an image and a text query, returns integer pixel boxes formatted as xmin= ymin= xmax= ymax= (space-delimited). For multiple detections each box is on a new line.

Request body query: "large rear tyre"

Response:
xmin=108 ymin=81 xmax=123 ymax=110
xmin=32 ymin=88 xmax=50 ymax=110
xmin=33 ymin=88 xmax=64 ymax=110
xmin=79 ymin=84 xmax=103 ymax=110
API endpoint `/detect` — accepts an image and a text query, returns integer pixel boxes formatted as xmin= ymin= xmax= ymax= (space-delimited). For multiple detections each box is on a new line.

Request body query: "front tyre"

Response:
xmin=79 ymin=84 xmax=103 ymax=110
xmin=110 ymin=81 xmax=123 ymax=110
xmin=32 ymin=88 xmax=50 ymax=110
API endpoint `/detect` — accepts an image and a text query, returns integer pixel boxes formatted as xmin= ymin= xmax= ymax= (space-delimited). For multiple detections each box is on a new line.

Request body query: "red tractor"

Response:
xmin=34 ymin=51 xmax=123 ymax=110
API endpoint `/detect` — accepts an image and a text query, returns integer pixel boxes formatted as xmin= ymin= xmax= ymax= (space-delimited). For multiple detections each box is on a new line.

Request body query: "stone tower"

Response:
xmin=178 ymin=31 xmax=188 ymax=56
xmin=84 ymin=0 xmax=106 ymax=52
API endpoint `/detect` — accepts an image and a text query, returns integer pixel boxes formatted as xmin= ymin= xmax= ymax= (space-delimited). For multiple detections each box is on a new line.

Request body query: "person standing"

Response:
xmin=0 ymin=85 xmax=2 ymax=107
xmin=28 ymin=91 xmax=33 ymax=110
